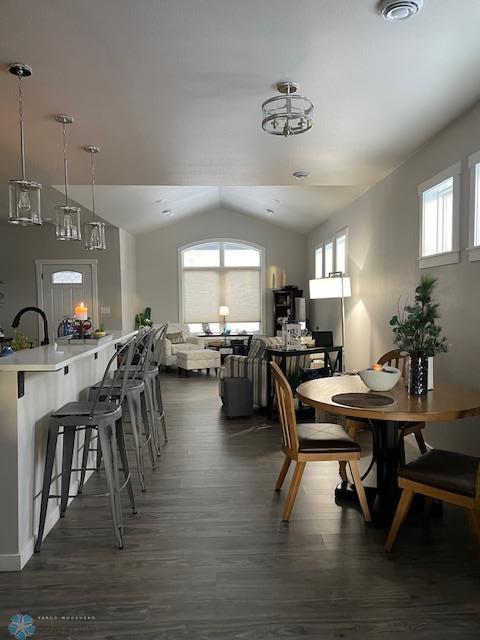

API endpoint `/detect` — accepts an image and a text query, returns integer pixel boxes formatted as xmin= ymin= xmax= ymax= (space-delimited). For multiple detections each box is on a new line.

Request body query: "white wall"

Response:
xmin=307 ymin=103 xmax=480 ymax=455
xmin=119 ymin=228 xmax=137 ymax=331
xmin=135 ymin=207 xmax=308 ymax=334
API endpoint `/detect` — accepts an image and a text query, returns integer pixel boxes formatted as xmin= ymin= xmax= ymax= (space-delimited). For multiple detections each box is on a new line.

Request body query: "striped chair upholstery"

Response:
xmin=219 ymin=336 xmax=312 ymax=408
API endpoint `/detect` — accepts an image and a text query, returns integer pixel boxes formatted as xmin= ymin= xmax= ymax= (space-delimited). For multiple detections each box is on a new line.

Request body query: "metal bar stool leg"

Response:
xmin=60 ymin=426 xmax=76 ymax=517
xmin=144 ymin=379 xmax=160 ymax=457
xmin=78 ymin=426 xmax=93 ymax=494
xmin=35 ymin=425 xmax=60 ymax=553
xmin=115 ymin=418 xmax=137 ymax=514
xmin=138 ymin=391 xmax=157 ymax=470
xmin=126 ymin=393 xmax=146 ymax=492
xmin=98 ymin=422 xmax=125 ymax=550
xmin=155 ymin=372 xmax=168 ymax=442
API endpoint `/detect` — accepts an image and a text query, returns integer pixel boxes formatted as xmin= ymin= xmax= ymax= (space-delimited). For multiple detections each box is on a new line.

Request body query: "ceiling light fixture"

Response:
xmin=55 ymin=114 xmax=81 ymax=241
xmin=380 ymin=0 xmax=423 ymax=21
xmin=8 ymin=63 xmax=42 ymax=226
xmin=266 ymin=208 xmax=275 ymax=216
xmin=162 ymin=208 xmax=175 ymax=217
xmin=84 ymin=146 xmax=106 ymax=251
xmin=154 ymin=198 xmax=166 ymax=204
xmin=293 ymin=170 xmax=310 ymax=181
xmin=261 ymin=81 xmax=313 ymax=138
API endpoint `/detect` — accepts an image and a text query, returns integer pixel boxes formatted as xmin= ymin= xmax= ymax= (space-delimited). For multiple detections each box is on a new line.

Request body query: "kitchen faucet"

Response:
xmin=12 ymin=307 xmax=50 ymax=346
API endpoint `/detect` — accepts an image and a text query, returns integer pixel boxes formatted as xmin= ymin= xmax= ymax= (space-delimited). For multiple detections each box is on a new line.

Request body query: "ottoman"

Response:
xmin=177 ymin=348 xmax=220 ymax=376
xmin=223 ymin=377 xmax=254 ymax=419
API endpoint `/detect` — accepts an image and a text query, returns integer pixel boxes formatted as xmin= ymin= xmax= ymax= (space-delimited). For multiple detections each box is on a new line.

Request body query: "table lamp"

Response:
xmin=219 ymin=306 xmax=229 ymax=334
xmin=309 ymin=272 xmax=351 ymax=372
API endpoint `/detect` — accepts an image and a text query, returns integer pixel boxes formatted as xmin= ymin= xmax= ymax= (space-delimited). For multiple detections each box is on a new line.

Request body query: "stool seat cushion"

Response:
xmin=399 ymin=449 xmax=479 ymax=497
xmin=296 ymin=423 xmax=361 ymax=453
xmin=53 ymin=401 xmax=119 ymax=418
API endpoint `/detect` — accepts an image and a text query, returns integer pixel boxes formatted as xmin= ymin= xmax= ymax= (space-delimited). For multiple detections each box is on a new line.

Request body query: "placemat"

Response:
xmin=331 ymin=392 xmax=396 ymax=408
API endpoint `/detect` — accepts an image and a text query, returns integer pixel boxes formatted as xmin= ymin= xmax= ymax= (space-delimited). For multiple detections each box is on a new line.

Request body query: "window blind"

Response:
xmin=224 ymin=270 xmax=261 ymax=322
xmin=183 ymin=268 xmax=261 ymax=323
xmin=183 ymin=270 xmax=221 ymax=323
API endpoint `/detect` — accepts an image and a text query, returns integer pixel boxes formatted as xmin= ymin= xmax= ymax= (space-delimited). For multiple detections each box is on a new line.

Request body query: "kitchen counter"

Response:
xmin=0 ymin=329 xmax=137 ymax=571
xmin=0 ymin=330 xmax=137 ymax=371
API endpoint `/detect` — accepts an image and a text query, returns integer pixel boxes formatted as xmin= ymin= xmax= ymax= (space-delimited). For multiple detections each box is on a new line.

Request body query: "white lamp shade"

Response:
xmin=219 ymin=305 xmax=230 ymax=316
xmin=309 ymin=277 xmax=351 ymax=300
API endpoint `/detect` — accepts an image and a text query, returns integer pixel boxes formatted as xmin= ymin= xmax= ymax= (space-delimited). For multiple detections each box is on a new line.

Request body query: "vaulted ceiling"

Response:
xmin=2 ymin=0 xmax=480 ymax=232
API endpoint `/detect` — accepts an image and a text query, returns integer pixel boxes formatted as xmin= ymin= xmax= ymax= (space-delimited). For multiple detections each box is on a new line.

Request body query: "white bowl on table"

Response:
xmin=358 ymin=366 xmax=401 ymax=392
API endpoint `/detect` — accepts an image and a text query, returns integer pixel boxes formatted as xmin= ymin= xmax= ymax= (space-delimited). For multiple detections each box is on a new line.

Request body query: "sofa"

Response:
xmin=159 ymin=323 xmax=206 ymax=368
xmin=218 ymin=336 xmax=312 ymax=408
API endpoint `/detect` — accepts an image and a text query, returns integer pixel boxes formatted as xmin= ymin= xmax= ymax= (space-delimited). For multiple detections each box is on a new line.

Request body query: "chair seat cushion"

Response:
xmin=53 ymin=401 xmax=119 ymax=417
xmin=296 ymin=423 xmax=360 ymax=453
xmin=399 ymin=449 xmax=479 ymax=497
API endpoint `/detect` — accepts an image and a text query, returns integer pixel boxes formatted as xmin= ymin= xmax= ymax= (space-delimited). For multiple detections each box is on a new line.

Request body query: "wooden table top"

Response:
xmin=296 ymin=375 xmax=480 ymax=423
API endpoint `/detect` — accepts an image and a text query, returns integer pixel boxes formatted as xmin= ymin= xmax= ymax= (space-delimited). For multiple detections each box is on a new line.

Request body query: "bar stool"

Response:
xmin=35 ymin=337 xmax=138 ymax=552
xmin=85 ymin=329 xmax=157 ymax=492
xmin=117 ymin=325 xmax=168 ymax=455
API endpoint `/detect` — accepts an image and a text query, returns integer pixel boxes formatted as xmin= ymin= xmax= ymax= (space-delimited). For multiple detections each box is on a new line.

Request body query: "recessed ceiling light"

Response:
xmin=293 ymin=170 xmax=310 ymax=181
xmin=380 ymin=0 xmax=423 ymax=22
xmin=154 ymin=198 xmax=166 ymax=204
xmin=272 ymin=198 xmax=281 ymax=204
xmin=266 ymin=208 xmax=275 ymax=216
xmin=162 ymin=208 xmax=175 ymax=217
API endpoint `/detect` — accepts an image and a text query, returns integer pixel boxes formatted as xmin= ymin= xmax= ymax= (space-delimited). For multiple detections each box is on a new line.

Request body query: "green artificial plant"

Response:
xmin=389 ymin=275 xmax=448 ymax=357
xmin=135 ymin=307 xmax=153 ymax=329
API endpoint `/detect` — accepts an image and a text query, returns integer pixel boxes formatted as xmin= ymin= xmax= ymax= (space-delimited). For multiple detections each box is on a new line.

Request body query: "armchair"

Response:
xmin=159 ymin=323 xmax=205 ymax=368
xmin=219 ymin=336 xmax=311 ymax=408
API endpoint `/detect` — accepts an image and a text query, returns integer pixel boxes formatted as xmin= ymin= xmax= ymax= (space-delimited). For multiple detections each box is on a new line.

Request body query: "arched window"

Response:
xmin=180 ymin=240 xmax=263 ymax=334
xmin=51 ymin=270 xmax=83 ymax=284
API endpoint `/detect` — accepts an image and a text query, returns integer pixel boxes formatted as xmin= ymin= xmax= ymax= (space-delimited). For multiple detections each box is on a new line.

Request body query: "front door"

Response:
xmin=36 ymin=260 xmax=98 ymax=342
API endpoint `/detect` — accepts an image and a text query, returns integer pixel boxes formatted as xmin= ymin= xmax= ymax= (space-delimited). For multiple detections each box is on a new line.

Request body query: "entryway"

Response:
xmin=35 ymin=259 xmax=99 ymax=342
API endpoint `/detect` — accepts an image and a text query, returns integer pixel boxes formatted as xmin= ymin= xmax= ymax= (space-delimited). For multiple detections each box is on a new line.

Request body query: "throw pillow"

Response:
xmin=168 ymin=331 xmax=185 ymax=344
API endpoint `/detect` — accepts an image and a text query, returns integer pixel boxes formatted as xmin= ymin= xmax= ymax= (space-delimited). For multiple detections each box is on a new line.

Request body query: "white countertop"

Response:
xmin=0 ymin=330 xmax=137 ymax=372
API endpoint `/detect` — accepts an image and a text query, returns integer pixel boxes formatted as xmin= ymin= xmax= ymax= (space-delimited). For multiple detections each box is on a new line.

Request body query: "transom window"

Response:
xmin=418 ymin=162 xmax=461 ymax=268
xmin=315 ymin=229 xmax=348 ymax=278
xmin=180 ymin=241 xmax=263 ymax=333
xmin=51 ymin=270 xmax=83 ymax=284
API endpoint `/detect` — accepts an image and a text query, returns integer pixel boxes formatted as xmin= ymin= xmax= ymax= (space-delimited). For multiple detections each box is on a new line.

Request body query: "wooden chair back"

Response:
xmin=378 ymin=349 xmax=407 ymax=378
xmin=270 ymin=361 xmax=299 ymax=454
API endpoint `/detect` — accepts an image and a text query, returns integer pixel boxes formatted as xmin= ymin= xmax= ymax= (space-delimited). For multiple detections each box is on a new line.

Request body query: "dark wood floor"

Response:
xmin=1 ymin=374 xmax=480 ymax=639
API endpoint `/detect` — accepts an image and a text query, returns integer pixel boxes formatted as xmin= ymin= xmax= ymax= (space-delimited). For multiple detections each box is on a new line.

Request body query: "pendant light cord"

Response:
xmin=90 ymin=152 xmax=96 ymax=222
xmin=62 ymin=123 xmax=69 ymax=205
xmin=17 ymin=74 xmax=26 ymax=180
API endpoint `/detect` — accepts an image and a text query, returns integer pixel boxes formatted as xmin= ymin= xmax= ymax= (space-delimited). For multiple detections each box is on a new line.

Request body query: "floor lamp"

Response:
xmin=309 ymin=273 xmax=351 ymax=373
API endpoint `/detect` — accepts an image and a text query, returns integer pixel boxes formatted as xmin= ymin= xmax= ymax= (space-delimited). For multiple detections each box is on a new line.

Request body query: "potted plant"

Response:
xmin=389 ymin=275 xmax=448 ymax=396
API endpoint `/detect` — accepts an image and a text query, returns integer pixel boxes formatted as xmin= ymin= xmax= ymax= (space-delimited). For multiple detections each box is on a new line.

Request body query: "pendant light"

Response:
xmin=55 ymin=114 xmax=81 ymax=241
xmin=84 ymin=146 xmax=106 ymax=251
xmin=8 ymin=63 xmax=42 ymax=226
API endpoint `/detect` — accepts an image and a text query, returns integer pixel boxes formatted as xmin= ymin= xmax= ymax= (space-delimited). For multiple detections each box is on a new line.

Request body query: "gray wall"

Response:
xmin=0 ymin=187 xmax=123 ymax=342
xmin=135 ymin=207 xmax=308 ymax=334
xmin=307 ymin=103 xmax=480 ymax=455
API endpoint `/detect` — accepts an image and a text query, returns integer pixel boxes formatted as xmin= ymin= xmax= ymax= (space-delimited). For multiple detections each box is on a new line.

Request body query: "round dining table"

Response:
xmin=296 ymin=375 xmax=480 ymax=521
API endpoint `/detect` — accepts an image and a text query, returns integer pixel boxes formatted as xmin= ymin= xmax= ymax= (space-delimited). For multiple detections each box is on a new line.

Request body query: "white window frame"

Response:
xmin=314 ymin=227 xmax=349 ymax=278
xmin=178 ymin=238 xmax=265 ymax=331
xmin=418 ymin=161 xmax=461 ymax=269
xmin=468 ymin=150 xmax=480 ymax=262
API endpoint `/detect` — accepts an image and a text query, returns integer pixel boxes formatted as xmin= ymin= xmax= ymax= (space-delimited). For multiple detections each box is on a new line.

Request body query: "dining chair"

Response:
xmin=339 ymin=349 xmax=427 ymax=482
xmin=385 ymin=449 xmax=480 ymax=552
xmin=271 ymin=361 xmax=371 ymax=523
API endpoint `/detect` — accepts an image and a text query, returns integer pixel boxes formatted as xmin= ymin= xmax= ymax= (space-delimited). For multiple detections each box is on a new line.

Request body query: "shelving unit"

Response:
xmin=272 ymin=287 xmax=304 ymax=335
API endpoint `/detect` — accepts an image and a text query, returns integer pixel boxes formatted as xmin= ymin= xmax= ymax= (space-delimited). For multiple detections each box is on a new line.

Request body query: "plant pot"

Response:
xmin=408 ymin=354 xmax=429 ymax=396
